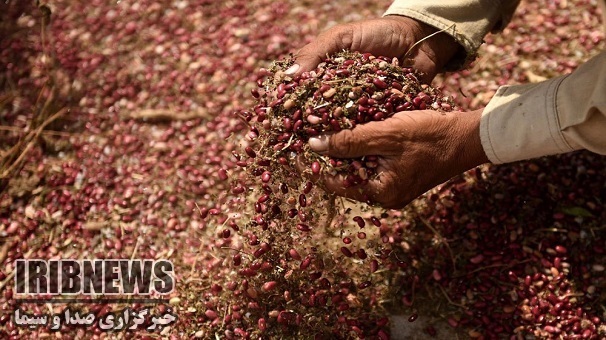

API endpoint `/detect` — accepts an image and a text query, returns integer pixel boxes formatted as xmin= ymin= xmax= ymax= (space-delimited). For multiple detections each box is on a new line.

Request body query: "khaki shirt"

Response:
xmin=385 ymin=0 xmax=606 ymax=163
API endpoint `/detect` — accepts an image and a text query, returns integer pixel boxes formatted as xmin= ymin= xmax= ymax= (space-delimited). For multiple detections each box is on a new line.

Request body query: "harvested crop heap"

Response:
xmin=214 ymin=51 xmax=456 ymax=338
xmin=247 ymin=51 xmax=454 ymax=194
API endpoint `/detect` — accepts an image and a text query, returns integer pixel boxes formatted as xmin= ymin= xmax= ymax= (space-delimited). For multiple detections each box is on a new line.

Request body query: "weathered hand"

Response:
xmin=306 ymin=109 xmax=489 ymax=209
xmin=287 ymin=16 xmax=461 ymax=83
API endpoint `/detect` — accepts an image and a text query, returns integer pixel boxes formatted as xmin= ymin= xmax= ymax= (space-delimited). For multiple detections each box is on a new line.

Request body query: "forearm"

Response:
xmin=480 ymin=51 xmax=606 ymax=163
xmin=383 ymin=0 xmax=520 ymax=69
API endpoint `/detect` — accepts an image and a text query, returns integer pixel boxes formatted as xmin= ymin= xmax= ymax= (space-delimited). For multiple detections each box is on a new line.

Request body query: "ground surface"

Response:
xmin=1 ymin=0 xmax=605 ymax=339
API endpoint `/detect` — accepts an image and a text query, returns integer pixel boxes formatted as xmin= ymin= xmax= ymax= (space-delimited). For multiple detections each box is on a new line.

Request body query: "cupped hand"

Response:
xmin=288 ymin=16 xmax=461 ymax=83
xmin=305 ymin=109 xmax=489 ymax=209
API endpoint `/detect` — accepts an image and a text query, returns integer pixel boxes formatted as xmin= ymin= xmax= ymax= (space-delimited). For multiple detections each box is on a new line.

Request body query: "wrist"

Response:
xmin=451 ymin=108 xmax=490 ymax=172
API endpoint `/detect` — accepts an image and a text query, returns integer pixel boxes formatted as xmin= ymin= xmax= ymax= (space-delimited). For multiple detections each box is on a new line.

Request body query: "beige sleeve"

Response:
xmin=383 ymin=0 xmax=520 ymax=67
xmin=480 ymin=51 xmax=606 ymax=164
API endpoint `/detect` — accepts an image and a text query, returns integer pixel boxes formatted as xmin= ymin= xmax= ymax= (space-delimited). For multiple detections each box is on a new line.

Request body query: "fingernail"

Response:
xmin=309 ymin=135 xmax=329 ymax=154
xmin=284 ymin=64 xmax=300 ymax=75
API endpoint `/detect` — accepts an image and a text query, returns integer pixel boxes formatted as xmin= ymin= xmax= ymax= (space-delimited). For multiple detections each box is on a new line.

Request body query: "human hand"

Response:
xmin=305 ymin=109 xmax=489 ymax=209
xmin=287 ymin=16 xmax=461 ymax=83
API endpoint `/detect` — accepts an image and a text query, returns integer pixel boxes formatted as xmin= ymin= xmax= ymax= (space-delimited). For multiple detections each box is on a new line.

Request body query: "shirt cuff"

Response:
xmin=383 ymin=8 xmax=478 ymax=57
xmin=382 ymin=1 xmax=520 ymax=70
xmin=479 ymin=76 xmax=580 ymax=164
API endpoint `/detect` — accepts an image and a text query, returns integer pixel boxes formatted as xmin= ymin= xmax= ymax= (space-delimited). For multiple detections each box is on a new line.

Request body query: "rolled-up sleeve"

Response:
xmin=480 ymin=51 xmax=606 ymax=163
xmin=384 ymin=0 xmax=606 ymax=163
xmin=384 ymin=0 xmax=520 ymax=67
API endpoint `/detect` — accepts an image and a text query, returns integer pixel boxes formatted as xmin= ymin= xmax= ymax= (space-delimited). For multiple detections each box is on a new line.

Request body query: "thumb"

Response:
xmin=287 ymin=26 xmax=353 ymax=75
xmin=286 ymin=43 xmax=328 ymax=76
xmin=292 ymin=44 xmax=327 ymax=74
xmin=308 ymin=122 xmax=385 ymax=158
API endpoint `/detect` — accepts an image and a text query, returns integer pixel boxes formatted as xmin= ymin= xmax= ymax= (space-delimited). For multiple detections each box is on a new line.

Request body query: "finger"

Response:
xmin=294 ymin=152 xmax=412 ymax=208
xmin=288 ymin=25 xmax=353 ymax=74
xmin=308 ymin=120 xmax=397 ymax=159
xmin=293 ymin=154 xmax=375 ymax=203
xmin=320 ymin=173 xmax=375 ymax=204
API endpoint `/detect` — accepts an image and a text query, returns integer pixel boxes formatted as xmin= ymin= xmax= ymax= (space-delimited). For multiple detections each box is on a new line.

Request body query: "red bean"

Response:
xmin=373 ymin=112 xmax=385 ymax=120
xmin=395 ymin=102 xmax=412 ymax=112
xmin=370 ymin=216 xmax=381 ymax=227
xmin=372 ymin=78 xmax=388 ymax=89
xmin=296 ymin=223 xmax=310 ymax=232
xmin=293 ymin=119 xmax=303 ymax=132
xmin=289 ymin=248 xmax=301 ymax=260
xmin=233 ymin=254 xmax=241 ymax=266
xmin=280 ymin=183 xmax=289 ymax=194
xmin=311 ymin=161 xmax=320 ymax=174
xmin=302 ymin=181 xmax=313 ymax=194
xmin=340 ymin=247 xmax=353 ymax=257
xmin=332 ymin=68 xmax=349 ymax=77
xmin=254 ymin=243 xmax=270 ymax=258
xmin=205 ymin=310 xmax=218 ymax=320
xmin=299 ymin=194 xmax=307 ymax=207
xmin=300 ymin=256 xmax=312 ymax=270
xmin=370 ymin=260 xmax=379 ymax=273
xmin=470 ymin=254 xmax=484 ymax=264
xmin=358 ymin=280 xmax=371 ymax=289
xmin=329 ymin=119 xmax=341 ymax=131
xmin=218 ymin=168 xmax=228 ymax=181
xmin=298 ymin=210 xmax=308 ymax=222
xmin=318 ymin=84 xmax=331 ymax=93
xmin=245 ymin=146 xmax=256 ymax=158
xmin=232 ymin=186 xmax=245 ymax=194
xmin=262 ymin=281 xmax=277 ymax=292
xmin=261 ymin=171 xmax=271 ymax=183
xmin=353 ymin=216 xmax=365 ymax=228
